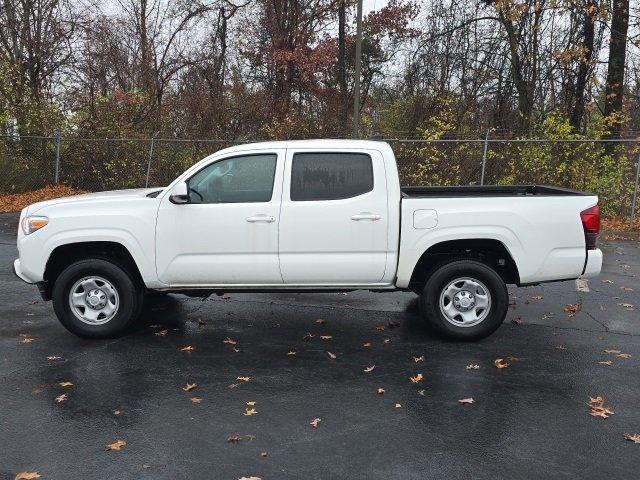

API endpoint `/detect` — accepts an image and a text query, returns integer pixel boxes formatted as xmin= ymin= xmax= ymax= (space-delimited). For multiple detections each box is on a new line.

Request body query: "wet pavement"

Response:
xmin=1 ymin=212 xmax=639 ymax=479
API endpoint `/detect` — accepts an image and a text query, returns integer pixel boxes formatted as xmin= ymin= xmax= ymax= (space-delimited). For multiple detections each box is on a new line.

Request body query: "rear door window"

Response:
xmin=290 ymin=152 xmax=373 ymax=201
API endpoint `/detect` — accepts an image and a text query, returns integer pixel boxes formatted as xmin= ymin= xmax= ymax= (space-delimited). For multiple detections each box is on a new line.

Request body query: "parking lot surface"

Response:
xmin=1 ymin=212 xmax=639 ymax=479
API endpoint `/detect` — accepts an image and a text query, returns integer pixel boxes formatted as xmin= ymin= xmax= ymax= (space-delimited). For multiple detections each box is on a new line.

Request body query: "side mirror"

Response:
xmin=169 ymin=181 xmax=189 ymax=204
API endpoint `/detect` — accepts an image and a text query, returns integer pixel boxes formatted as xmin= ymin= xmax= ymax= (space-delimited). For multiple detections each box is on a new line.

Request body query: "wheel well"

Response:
xmin=409 ymin=239 xmax=520 ymax=291
xmin=42 ymin=241 xmax=144 ymax=299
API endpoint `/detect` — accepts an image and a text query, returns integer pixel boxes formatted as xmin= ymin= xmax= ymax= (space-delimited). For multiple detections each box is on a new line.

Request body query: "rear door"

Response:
xmin=278 ymin=149 xmax=389 ymax=285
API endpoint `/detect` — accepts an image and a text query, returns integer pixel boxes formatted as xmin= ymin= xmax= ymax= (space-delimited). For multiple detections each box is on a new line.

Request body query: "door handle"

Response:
xmin=351 ymin=212 xmax=381 ymax=221
xmin=246 ymin=215 xmax=275 ymax=223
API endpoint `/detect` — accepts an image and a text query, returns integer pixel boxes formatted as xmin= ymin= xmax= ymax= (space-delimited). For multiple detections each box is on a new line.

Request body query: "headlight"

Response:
xmin=21 ymin=215 xmax=49 ymax=235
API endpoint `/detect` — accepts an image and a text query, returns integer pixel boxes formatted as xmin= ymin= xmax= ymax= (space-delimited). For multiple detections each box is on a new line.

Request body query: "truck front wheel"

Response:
xmin=420 ymin=260 xmax=508 ymax=341
xmin=52 ymin=258 xmax=144 ymax=338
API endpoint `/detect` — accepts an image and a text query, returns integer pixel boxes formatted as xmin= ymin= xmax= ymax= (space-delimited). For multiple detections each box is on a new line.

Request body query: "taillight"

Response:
xmin=580 ymin=205 xmax=600 ymax=250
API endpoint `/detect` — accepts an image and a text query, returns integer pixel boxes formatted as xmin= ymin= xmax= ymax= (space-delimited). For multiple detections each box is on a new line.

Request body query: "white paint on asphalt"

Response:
xmin=576 ymin=278 xmax=590 ymax=293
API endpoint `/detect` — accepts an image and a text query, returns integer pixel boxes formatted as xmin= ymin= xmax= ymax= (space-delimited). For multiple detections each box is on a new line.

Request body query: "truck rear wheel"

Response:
xmin=419 ymin=260 xmax=508 ymax=341
xmin=52 ymin=258 xmax=144 ymax=338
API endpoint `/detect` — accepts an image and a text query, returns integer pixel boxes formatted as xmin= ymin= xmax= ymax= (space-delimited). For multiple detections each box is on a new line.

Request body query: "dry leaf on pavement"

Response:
xmin=410 ymin=373 xmax=423 ymax=384
xmin=223 ymin=337 xmax=237 ymax=345
xmin=327 ymin=351 xmax=337 ymax=359
xmin=154 ymin=329 xmax=167 ymax=336
xmin=237 ymin=376 xmax=251 ymax=382
xmin=180 ymin=345 xmax=195 ymax=352
xmin=320 ymin=335 xmax=332 ymax=340
xmin=190 ymin=397 xmax=203 ymax=404
xmin=564 ymin=303 xmax=580 ymax=316
xmin=243 ymin=408 xmax=257 ymax=416
xmin=105 ymin=440 xmax=126 ymax=451
xmin=588 ymin=396 xmax=614 ymax=419
xmin=364 ymin=365 xmax=375 ymax=373
xmin=14 ymin=472 xmax=40 ymax=480
xmin=377 ymin=387 xmax=385 ymax=395
xmin=395 ymin=403 xmax=402 ymax=409
xmin=58 ymin=381 xmax=74 ymax=388
xmin=287 ymin=351 xmax=297 ymax=356
xmin=238 ymin=476 xmax=262 ymax=480
xmin=413 ymin=356 xmax=425 ymax=363
xmin=494 ymin=358 xmax=509 ymax=369
xmin=624 ymin=433 xmax=640 ymax=444
xmin=466 ymin=364 xmax=480 ymax=370
xmin=55 ymin=394 xmax=67 ymax=403
xmin=458 ymin=398 xmax=475 ymax=404
xmin=182 ymin=383 xmax=197 ymax=392
xmin=599 ymin=361 xmax=613 ymax=366
xmin=310 ymin=418 xmax=321 ymax=428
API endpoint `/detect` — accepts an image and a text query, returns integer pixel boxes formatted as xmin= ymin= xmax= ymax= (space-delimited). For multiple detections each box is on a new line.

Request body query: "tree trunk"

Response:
xmin=570 ymin=1 xmax=596 ymax=132
xmin=337 ymin=0 xmax=348 ymax=135
xmin=603 ymin=0 xmax=629 ymax=138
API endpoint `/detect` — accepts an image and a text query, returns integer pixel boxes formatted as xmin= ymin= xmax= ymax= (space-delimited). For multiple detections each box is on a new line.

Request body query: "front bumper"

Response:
xmin=13 ymin=259 xmax=33 ymax=283
xmin=581 ymin=248 xmax=603 ymax=278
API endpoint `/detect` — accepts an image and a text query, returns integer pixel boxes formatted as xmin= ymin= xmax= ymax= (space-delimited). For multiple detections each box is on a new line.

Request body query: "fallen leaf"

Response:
xmin=458 ymin=398 xmax=475 ymax=404
xmin=106 ymin=439 xmax=126 ymax=451
xmin=320 ymin=335 xmax=333 ymax=340
xmin=55 ymin=394 xmax=68 ymax=403
xmin=327 ymin=351 xmax=337 ymax=359
xmin=238 ymin=476 xmax=262 ymax=480
xmin=362 ymin=342 xmax=372 ymax=347
xmin=261 ymin=452 xmax=267 ymax=457
xmin=599 ymin=361 xmax=613 ymax=366
xmin=375 ymin=325 xmax=385 ymax=331
xmin=410 ymin=373 xmax=423 ymax=384
xmin=20 ymin=337 xmax=34 ymax=344
xmin=223 ymin=337 xmax=237 ymax=345
xmin=246 ymin=401 xmax=256 ymax=406
xmin=142 ymin=464 xmax=152 ymax=469
xmin=413 ymin=355 xmax=425 ymax=363
xmin=46 ymin=356 xmax=61 ymax=360
xmin=395 ymin=403 xmax=402 ymax=409
xmin=602 ymin=279 xmax=614 ymax=284
xmin=364 ymin=365 xmax=375 ymax=373
xmin=233 ymin=347 xmax=241 ymax=353
xmin=383 ymin=338 xmax=390 ymax=344
xmin=511 ymin=317 xmax=523 ymax=325
xmin=237 ymin=376 xmax=251 ymax=382
xmin=180 ymin=345 xmax=195 ymax=352
xmin=58 ymin=381 xmax=74 ymax=388
xmin=624 ymin=433 xmax=640 ymax=444
xmin=494 ymin=358 xmax=509 ymax=369
xmin=287 ymin=350 xmax=297 ymax=356
xmin=190 ymin=397 xmax=203 ymax=404
xmin=310 ymin=417 xmax=321 ymax=428
xmin=617 ymin=353 xmax=632 ymax=359
xmin=588 ymin=396 xmax=614 ymax=419
xmin=555 ymin=345 xmax=567 ymax=351
xmin=417 ymin=390 xmax=425 ymax=396
xmin=618 ymin=303 xmax=634 ymax=310
xmin=245 ymin=434 xmax=256 ymax=441
xmin=315 ymin=319 xmax=326 ymax=324
xmin=387 ymin=320 xmax=400 ymax=328
xmin=113 ymin=410 xmax=121 ymax=415
xmin=531 ymin=295 xmax=543 ymax=300
xmin=466 ymin=364 xmax=480 ymax=370
xmin=227 ymin=434 xmax=243 ymax=443
xmin=182 ymin=383 xmax=197 ymax=392
xmin=604 ymin=349 xmax=622 ymax=354
xmin=228 ymin=383 xmax=240 ymax=389
xmin=154 ymin=329 xmax=167 ymax=337
xmin=243 ymin=408 xmax=257 ymax=416
xmin=564 ymin=303 xmax=580 ymax=316
xmin=197 ymin=318 xmax=206 ymax=327
xmin=14 ymin=472 xmax=40 ymax=480
xmin=377 ymin=387 xmax=385 ymax=395
xmin=303 ymin=333 xmax=315 ymax=341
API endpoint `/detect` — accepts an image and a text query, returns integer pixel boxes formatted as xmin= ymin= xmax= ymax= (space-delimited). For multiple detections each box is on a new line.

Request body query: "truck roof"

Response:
xmin=214 ymin=139 xmax=390 ymax=155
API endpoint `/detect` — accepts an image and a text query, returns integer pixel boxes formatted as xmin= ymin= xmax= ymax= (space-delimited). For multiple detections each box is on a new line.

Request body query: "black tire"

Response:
xmin=52 ymin=258 xmax=144 ymax=338
xmin=419 ymin=259 xmax=508 ymax=341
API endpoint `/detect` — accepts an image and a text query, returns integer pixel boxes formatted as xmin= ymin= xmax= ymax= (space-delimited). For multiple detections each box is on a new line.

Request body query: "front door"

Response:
xmin=155 ymin=150 xmax=285 ymax=286
xmin=278 ymin=149 xmax=389 ymax=285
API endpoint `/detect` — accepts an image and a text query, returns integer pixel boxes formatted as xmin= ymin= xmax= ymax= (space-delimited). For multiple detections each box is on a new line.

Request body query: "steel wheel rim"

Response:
xmin=439 ymin=277 xmax=491 ymax=328
xmin=68 ymin=276 xmax=119 ymax=325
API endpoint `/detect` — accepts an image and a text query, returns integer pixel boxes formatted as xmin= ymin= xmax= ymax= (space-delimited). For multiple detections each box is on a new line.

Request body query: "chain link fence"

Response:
xmin=1 ymin=134 xmax=639 ymax=219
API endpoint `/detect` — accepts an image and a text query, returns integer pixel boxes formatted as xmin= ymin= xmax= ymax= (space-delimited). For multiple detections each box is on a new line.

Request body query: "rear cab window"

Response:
xmin=290 ymin=152 xmax=373 ymax=201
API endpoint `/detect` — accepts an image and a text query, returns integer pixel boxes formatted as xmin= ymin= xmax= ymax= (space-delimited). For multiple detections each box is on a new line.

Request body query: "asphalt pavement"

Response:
xmin=0 ymin=212 xmax=639 ymax=479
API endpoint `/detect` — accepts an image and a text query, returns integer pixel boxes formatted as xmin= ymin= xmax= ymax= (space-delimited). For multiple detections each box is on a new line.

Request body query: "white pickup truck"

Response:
xmin=14 ymin=140 xmax=602 ymax=340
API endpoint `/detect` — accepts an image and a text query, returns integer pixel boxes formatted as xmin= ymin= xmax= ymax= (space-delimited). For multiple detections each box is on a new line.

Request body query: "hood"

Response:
xmin=26 ymin=187 xmax=164 ymax=215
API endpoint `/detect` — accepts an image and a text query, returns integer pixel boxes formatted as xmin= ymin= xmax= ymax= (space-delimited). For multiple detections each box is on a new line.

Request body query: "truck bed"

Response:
xmin=401 ymin=185 xmax=590 ymax=198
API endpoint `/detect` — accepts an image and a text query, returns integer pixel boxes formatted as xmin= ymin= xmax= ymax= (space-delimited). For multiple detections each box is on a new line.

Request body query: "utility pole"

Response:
xmin=352 ymin=0 xmax=363 ymax=139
